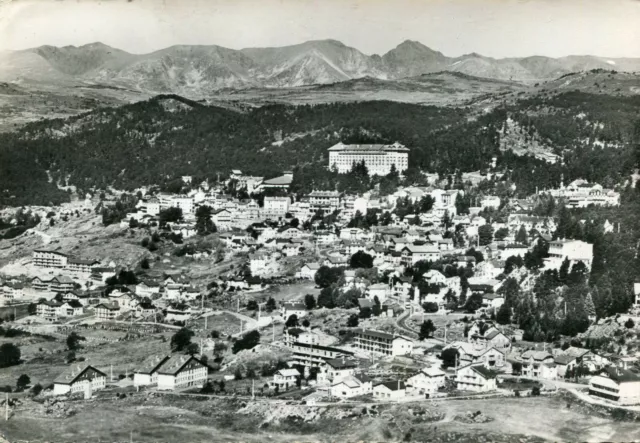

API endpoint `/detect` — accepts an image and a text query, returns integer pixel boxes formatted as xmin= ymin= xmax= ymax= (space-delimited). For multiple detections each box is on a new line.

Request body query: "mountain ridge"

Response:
xmin=2 ymin=38 xmax=639 ymax=92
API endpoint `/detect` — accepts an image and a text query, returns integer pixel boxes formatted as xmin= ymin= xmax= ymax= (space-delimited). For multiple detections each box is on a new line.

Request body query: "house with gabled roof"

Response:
xmin=53 ymin=364 xmax=107 ymax=396
xmin=156 ymin=354 xmax=208 ymax=391
xmin=272 ymin=368 xmax=300 ymax=390
xmin=330 ymin=374 xmax=372 ymax=398
xmin=374 ymin=380 xmax=407 ymax=399
xmin=134 ymin=355 xmax=171 ymax=387
xmin=406 ymin=366 xmax=446 ymax=396
xmin=455 ymin=364 xmax=498 ymax=392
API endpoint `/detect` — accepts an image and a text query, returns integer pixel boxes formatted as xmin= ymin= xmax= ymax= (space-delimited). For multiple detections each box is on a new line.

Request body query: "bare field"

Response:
xmin=2 ymin=393 xmax=639 ymax=442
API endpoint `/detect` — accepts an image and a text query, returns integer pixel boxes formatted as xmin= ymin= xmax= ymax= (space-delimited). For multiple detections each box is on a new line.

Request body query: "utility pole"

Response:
xmin=240 ymin=320 xmax=243 ymax=334
xmin=110 ymin=364 xmax=113 ymax=382
xmin=237 ymin=299 xmax=239 ymax=313
xmin=272 ymin=321 xmax=275 ymax=342
xmin=5 ymin=392 xmax=8 ymax=421
xmin=252 ymin=379 xmax=255 ymax=400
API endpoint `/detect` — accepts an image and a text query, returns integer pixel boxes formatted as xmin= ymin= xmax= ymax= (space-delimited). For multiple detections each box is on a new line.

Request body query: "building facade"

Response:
xmin=328 ymin=142 xmax=409 ymax=175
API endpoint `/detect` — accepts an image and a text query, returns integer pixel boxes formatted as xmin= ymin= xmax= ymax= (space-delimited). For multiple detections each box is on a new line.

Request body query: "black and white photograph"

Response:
xmin=0 ymin=0 xmax=639 ymax=441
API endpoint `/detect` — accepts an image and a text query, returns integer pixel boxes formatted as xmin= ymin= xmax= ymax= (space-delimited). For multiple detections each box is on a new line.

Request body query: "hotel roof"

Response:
xmin=328 ymin=142 xmax=409 ymax=152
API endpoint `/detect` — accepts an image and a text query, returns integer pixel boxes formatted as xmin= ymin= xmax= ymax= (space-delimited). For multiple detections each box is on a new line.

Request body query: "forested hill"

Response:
xmin=0 ymin=92 xmax=639 ymax=206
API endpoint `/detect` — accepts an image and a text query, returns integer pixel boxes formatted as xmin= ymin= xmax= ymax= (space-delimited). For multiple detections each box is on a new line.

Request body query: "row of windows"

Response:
xmin=591 ymin=383 xmax=618 ymax=393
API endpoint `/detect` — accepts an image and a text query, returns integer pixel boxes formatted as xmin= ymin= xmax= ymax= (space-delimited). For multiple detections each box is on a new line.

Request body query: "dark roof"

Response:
xmin=157 ymin=355 xmax=206 ymax=376
xmin=54 ymin=364 xmax=106 ymax=385
xmin=326 ymin=358 xmax=358 ymax=370
xmin=292 ymin=342 xmax=354 ymax=355
xmin=602 ymin=366 xmax=640 ymax=383
xmin=471 ymin=365 xmax=498 ymax=379
xmin=375 ymin=381 xmax=406 ymax=391
xmin=66 ymin=300 xmax=83 ymax=308
xmin=136 ymin=355 xmax=171 ymax=375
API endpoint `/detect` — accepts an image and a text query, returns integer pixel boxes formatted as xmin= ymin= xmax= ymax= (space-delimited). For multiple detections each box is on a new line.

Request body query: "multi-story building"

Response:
xmin=589 ymin=365 xmax=640 ymax=405
xmin=400 ymin=244 xmax=441 ymax=266
xmin=66 ymin=258 xmax=99 ymax=274
xmin=134 ymin=355 xmax=171 ymax=387
xmin=156 ymin=355 xmax=208 ymax=391
xmin=263 ymin=196 xmax=290 ymax=219
xmin=33 ymin=250 xmax=69 ymax=269
xmin=455 ymin=364 xmax=497 ymax=392
xmin=171 ymin=197 xmax=194 ymax=215
xmin=352 ymin=329 xmax=414 ymax=356
xmin=309 ymin=191 xmax=342 ymax=213
xmin=430 ymin=189 xmax=460 ymax=218
xmin=289 ymin=342 xmax=354 ymax=368
xmin=95 ymin=303 xmax=120 ymax=321
xmin=37 ymin=300 xmax=62 ymax=322
xmin=328 ymin=142 xmax=409 ymax=175
xmin=545 ymin=239 xmax=593 ymax=270
xmin=406 ymin=367 xmax=446 ymax=396
xmin=53 ymin=364 xmax=107 ymax=396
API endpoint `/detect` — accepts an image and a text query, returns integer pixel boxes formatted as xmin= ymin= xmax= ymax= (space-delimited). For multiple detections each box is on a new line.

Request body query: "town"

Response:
xmin=0 ymin=137 xmax=639 ymax=442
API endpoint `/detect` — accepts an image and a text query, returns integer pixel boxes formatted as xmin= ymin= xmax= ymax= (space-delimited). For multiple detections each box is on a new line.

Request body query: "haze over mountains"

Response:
xmin=2 ymin=39 xmax=640 ymax=94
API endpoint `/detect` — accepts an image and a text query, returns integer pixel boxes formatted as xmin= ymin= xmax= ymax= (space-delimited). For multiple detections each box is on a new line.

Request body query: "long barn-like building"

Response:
xmin=328 ymin=142 xmax=409 ymax=175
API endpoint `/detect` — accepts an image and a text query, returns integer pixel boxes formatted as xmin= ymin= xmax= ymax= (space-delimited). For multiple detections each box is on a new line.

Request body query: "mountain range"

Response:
xmin=2 ymin=39 xmax=640 ymax=94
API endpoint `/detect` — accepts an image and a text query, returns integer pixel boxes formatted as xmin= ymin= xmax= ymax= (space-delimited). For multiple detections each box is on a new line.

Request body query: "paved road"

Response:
xmin=396 ymin=310 xmax=419 ymax=337
xmin=500 ymin=374 xmax=587 ymax=390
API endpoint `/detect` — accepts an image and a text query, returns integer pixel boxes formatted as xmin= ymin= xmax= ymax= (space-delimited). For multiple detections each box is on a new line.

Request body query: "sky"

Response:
xmin=0 ymin=0 xmax=639 ymax=58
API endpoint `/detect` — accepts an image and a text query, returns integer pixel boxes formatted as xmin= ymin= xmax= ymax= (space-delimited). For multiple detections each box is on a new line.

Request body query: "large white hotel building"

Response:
xmin=328 ymin=142 xmax=409 ymax=175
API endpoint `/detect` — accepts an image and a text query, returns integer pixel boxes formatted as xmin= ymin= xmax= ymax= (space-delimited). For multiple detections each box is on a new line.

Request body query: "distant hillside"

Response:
xmin=2 ymin=39 xmax=640 ymax=91
xmin=0 ymin=91 xmax=638 ymax=207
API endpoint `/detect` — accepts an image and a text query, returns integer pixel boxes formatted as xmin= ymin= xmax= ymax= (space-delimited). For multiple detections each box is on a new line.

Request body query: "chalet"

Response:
xmin=47 ymin=276 xmax=75 ymax=293
xmin=330 ymin=374 xmax=372 ymax=398
xmin=367 ymin=283 xmax=389 ymax=303
xmin=467 ymin=323 xmax=511 ymax=352
xmin=423 ymin=270 xmax=447 ymax=286
xmin=91 ymin=267 xmax=116 ymax=283
xmin=277 ymin=226 xmax=301 ymax=239
xmin=373 ymin=381 xmax=407 ymax=399
xmin=318 ymin=357 xmax=359 ymax=385
xmin=298 ymin=263 xmax=320 ymax=280
xmin=136 ymin=281 xmax=160 ymax=297
xmin=94 ymin=303 xmax=120 ymax=321
xmin=165 ymin=303 xmax=192 ymax=322
xmin=281 ymin=302 xmax=307 ymax=320
xmin=520 ymin=350 xmax=557 ymax=379
xmin=37 ymin=300 xmax=63 ymax=322
xmin=53 ymin=364 xmax=107 ymax=396
xmin=406 ymin=366 xmax=446 ymax=396
xmin=58 ymin=301 xmax=83 ymax=317
xmin=455 ymin=364 xmax=497 ymax=392
xmin=401 ymin=244 xmax=441 ymax=266
xmin=272 ymin=368 xmax=300 ymax=390
xmin=156 ymin=354 xmax=208 ymax=391
xmin=137 ymin=302 xmax=157 ymax=318
xmin=134 ymin=355 xmax=171 ymax=387
xmin=323 ymin=255 xmax=348 ymax=268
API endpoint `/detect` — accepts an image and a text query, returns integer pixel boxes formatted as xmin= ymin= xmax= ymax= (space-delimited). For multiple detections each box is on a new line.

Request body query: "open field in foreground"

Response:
xmin=2 ymin=392 xmax=640 ymax=442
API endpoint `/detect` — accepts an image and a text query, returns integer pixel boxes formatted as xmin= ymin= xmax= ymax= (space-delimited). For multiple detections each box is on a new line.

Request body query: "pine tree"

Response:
xmin=584 ymin=291 xmax=596 ymax=318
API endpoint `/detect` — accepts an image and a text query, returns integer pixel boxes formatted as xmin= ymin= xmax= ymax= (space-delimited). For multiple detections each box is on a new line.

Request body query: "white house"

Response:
xmin=589 ymin=366 xmax=640 ymax=405
xmin=53 ymin=364 xmax=107 ymax=396
xmin=298 ymin=263 xmax=321 ymax=280
xmin=272 ymin=368 xmax=300 ymax=390
xmin=455 ymin=364 xmax=497 ymax=392
xmin=330 ymin=374 xmax=372 ymax=398
xmin=156 ymin=355 xmax=208 ymax=391
xmin=134 ymin=355 xmax=171 ymax=387
xmin=406 ymin=366 xmax=446 ymax=396
xmin=373 ymin=381 xmax=407 ymax=400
